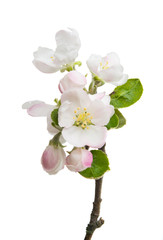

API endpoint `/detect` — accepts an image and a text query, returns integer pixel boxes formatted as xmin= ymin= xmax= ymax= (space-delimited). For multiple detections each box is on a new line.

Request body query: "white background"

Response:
xmin=0 ymin=0 xmax=163 ymax=239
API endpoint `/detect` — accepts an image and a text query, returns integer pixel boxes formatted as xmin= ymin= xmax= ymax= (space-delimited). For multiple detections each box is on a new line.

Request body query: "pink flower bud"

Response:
xmin=66 ymin=148 xmax=93 ymax=172
xmin=41 ymin=145 xmax=66 ymax=175
xmin=58 ymin=71 xmax=87 ymax=93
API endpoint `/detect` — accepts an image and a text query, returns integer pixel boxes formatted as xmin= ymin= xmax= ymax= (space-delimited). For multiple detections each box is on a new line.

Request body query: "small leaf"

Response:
xmin=110 ymin=78 xmax=143 ymax=108
xmin=115 ymin=109 xmax=126 ymax=128
xmin=79 ymin=150 xmax=110 ymax=179
xmin=51 ymin=108 xmax=59 ymax=125
xmin=105 ymin=114 xmax=119 ymax=130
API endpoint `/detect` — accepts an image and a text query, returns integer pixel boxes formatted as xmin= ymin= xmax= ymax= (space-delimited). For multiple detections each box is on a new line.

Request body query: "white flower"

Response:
xmin=87 ymin=52 xmax=128 ymax=86
xmin=58 ymin=89 xmax=114 ymax=148
xmin=33 ymin=28 xmax=81 ymax=73
xmin=58 ymin=70 xmax=87 ymax=93
xmin=41 ymin=145 xmax=66 ymax=175
xmin=66 ymin=148 xmax=93 ymax=172
xmin=22 ymin=100 xmax=60 ymax=135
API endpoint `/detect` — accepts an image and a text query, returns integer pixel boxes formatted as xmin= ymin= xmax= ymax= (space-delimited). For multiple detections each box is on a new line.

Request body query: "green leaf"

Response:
xmin=110 ymin=79 xmax=143 ymax=108
xmin=115 ymin=109 xmax=126 ymax=128
xmin=51 ymin=108 xmax=59 ymax=125
xmin=105 ymin=113 xmax=119 ymax=130
xmin=79 ymin=150 xmax=110 ymax=179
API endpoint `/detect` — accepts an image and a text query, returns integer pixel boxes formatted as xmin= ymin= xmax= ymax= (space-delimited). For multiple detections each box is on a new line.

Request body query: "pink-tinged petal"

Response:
xmin=88 ymin=100 xmax=114 ymax=126
xmin=112 ymin=74 xmax=128 ymax=86
xmin=89 ymin=92 xmax=105 ymax=101
xmin=62 ymin=125 xmax=107 ymax=148
xmin=54 ymin=28 xmax=81 ymax=64
xmin=27 ymin=103 xmax=55 ymax=117
xmin=22 ymin=100 xmax=44 ymax=109
xmin=41 ymin=145 xmax=66 ymax=175
xmin=61 ymin=88 xmax=91 ymax=108
xmin=66 ymin=148 xmax=93 ymax=172
xmin=33 ymin=47 xmax=61 ymax=73
xmin=58 ymin=71 xmax=87 ymax=93
xmin=81 ymin=150 xmax=93 ymax=167
xmin=87 ymin=54 xmax=102 ymax=74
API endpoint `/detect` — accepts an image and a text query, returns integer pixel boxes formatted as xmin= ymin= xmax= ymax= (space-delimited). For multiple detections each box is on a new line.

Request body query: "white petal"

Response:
xmin=99 ymin=65 xmax=123 ymax=83
xmin=106 ymin=52 xmax=120 ymax=67
xmin=62 ymin=125 xmax=107 ymax=148
xmin=112 ymin=74 xmax=128 ymax=86
xmin=33 ymin=47 xmax=61 ymax=73
xmin=61 ymin=88 xmax=91 ymax=108
xmin=88 ymin=100 xmax=114 ymax=126
xmin=27 ymin=102 xmax=54 ymax=117
xmin=54 ymin=28 xmax=81 ymax=64
xmin=22 ymin=100 xmax=44 ymax=109
xmin=86 ymin=54 xmax=102 ymax=74
xmin=58 ymin=101 xmax=76 ymax=128
xmin=101 ymin=95 xmax=111 ymax=105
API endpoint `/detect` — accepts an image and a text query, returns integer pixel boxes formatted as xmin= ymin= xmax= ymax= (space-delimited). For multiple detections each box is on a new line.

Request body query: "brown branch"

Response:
xmin=84 ymin=144 xmax=106 ymax=240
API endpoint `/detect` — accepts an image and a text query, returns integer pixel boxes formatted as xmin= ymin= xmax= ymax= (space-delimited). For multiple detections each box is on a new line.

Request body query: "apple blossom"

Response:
xmin=33 ymin=28 xmax=81 ymax=73
xmin=87 ymin=52 xmax=128 ymax=86
xmin=58 ymin=88 xmax=114 ymax=148
xmin=66 ymin=148 xmax=93 ymax=172
xmin=58 ymin=70 xmax=87 ymax=93
xmin=41 ymin=145 xmax=66 ymax=175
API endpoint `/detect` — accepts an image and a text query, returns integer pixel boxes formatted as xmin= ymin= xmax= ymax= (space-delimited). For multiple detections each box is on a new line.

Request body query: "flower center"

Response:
xmin=100 ymin=61 xmax=109 ymax=70
xmin=73 ymin=107 xmax=93 ymax=129
xmin=50 ymin=56 xmax=55 ymax=62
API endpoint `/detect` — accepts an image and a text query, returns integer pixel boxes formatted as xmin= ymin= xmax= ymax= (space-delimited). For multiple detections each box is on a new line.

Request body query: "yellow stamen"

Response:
xmin=73 ymin=107 xmax=93 ymax=130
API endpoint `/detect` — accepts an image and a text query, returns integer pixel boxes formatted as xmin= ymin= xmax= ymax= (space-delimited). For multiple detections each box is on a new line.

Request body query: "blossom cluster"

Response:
xmin=23 ymin=28 xmax=141 ymax=177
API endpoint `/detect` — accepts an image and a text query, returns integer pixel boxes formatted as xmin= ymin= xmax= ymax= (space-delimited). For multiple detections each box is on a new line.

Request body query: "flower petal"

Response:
xmin=106 ymin=52 xmax=121 ymax=67
xmin=99 ymin=65 xmax=123 ymax=83
xmin=58 ymin=71 xmax=87 ymax=93
xmin=22 ymin=100 xmax=44 ymax=109
xmin=41 ymin=146 xmax=66 ymax=175
xmin=89 ymin=92 xmax=105 ymax=101
xmin=62 ymin=125 xmax=107 ymax=148
xmin=54 ymin=28 xmax=81 ymax=64
xmin=27 ymin=102 xmax=54 ymax=117
xmin=112 ymin=74 xmax=128 ymax=86
xmin=33 ymin=47 xmax=61 ymax=73
xmin=58 ymin=101 xmax=76 ymax=128
xmin=86 ymin=54 xmax=102 ymax=74
xmin=66 ymin=148 xmax=93 ymax=172
xmin=88 ymin=100 xmax=114 ymax=126
xmin=61 ymin=88 xmax=91 ymax=108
